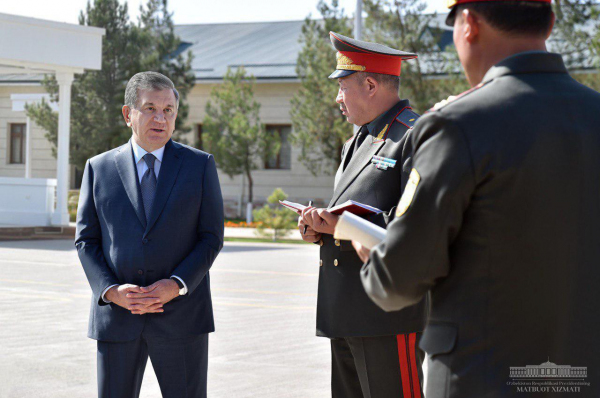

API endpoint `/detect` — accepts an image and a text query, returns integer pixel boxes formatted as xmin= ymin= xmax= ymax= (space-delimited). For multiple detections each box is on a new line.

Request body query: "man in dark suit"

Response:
xmin=299 ymin=32 xmax=428 ymax=398
xmin=355 ymin=1 xmax=600 ymax=397
xmin=75 ymin=71 xmax=224 ymax=398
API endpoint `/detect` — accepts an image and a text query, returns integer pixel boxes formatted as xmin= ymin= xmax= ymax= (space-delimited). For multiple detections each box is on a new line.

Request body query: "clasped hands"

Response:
xmin=105 ymin=279 xmax=180 ymax=315
xmin=297 ymin=206 xmax=372 ymax=263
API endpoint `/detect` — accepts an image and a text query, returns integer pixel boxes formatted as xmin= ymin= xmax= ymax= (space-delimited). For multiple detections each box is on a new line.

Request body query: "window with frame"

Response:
xmin=264 ymin=125 xmax=292 ymax=170
xmin=9 ymin=123 xmax=26 ymax=164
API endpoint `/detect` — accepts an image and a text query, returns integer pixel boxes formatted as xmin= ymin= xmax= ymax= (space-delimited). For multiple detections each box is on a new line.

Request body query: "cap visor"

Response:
xmin=328 ymin=69 xmax=357 ymax=79
xmin=445 ymin=8 xmax=457 ymax=26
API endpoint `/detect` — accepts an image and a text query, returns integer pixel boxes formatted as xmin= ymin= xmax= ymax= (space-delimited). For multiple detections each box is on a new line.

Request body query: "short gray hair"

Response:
xmin=357 ymin=71 xmax=400 ymax=93
xmin=124 ymin=71 xmax=180 ymax=109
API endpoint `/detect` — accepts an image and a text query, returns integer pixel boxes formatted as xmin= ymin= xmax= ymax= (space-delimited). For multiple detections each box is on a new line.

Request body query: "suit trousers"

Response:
xmin=97 ymin=332 xmax=209 ymax=398
xmin=331 ymin=333 xmax=423 ymax=398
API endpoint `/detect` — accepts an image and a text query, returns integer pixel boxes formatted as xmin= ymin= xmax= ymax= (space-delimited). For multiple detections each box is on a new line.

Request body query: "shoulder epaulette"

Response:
xmin=396 ymin=108 xmax=420 ymax=129
xmin=427 ymin=80 xmax=492 ymax=113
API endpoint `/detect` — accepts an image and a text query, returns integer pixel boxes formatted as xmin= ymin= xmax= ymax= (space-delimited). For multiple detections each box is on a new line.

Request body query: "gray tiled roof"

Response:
xmin=174 ymin=20 xmax=305 ymax=81
xmin=0 ymin=73 xmax=44 ymax=84
xmin=3 ymin=14 xmax=596 ymax=85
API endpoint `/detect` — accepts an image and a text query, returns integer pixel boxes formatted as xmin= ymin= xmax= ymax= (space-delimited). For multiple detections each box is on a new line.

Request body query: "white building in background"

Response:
xmin=0 ymin=12 xmax=104 ymax=226
xmin=0 ymin=17 xmax=455 ymax=219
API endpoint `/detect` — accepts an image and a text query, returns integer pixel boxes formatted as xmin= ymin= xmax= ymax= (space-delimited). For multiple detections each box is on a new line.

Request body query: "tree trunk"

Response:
xmin=246 ymin=169 xmax=253 ymax=204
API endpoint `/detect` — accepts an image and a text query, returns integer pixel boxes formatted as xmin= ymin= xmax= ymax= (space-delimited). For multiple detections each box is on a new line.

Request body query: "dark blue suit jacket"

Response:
xmin=75 ymin=139 xmax=224 ymax=342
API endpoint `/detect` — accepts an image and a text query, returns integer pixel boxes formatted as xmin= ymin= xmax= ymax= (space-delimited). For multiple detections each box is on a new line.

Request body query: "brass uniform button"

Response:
xmin=319 ymin=259 xmax=323 ymax=267
xmin=334 ymin=259 xmax=339 ymax=266
xmin=335 ymin=239 xmax=340 ymax=246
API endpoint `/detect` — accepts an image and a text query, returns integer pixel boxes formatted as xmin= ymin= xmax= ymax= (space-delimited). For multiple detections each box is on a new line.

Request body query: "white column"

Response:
xmin=52 ymin=72 xmax=74 ymax=226
xmin=25 ymin=116 xmax=32 ymax=178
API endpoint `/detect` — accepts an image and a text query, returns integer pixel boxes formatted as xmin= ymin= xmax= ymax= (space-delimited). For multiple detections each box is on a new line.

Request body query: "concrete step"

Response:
xmin=0 ymin=225 xmax=76 ymax=241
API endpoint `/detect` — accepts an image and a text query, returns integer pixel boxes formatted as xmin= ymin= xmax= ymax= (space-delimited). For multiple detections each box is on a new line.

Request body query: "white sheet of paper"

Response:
xmin=334 ymin=211 xmax=387 ymax=249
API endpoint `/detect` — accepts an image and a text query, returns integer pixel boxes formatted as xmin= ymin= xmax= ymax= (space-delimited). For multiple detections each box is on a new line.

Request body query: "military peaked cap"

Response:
xmin=328 ymin=32 xmax=417 ymax=79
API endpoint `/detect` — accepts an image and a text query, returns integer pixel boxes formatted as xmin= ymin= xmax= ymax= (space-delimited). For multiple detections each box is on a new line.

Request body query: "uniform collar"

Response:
xmin=365 ymin=99 xmax=410 ymax=137
xmin=131 ymin=138 xmax=165 ymax=164
xmin=482 ymin=51 xmax=568 ymax=84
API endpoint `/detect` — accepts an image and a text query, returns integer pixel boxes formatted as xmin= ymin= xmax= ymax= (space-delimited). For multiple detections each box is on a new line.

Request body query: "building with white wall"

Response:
xmin=0 ymin=17 xmax=456 ymax=219
xmin=0 ymin=12 xmax=104 ymax=226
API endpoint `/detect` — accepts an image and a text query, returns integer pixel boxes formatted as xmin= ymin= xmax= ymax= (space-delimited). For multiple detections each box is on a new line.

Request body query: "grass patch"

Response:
xmin=224 ymin=237 xmax=311 ymax=244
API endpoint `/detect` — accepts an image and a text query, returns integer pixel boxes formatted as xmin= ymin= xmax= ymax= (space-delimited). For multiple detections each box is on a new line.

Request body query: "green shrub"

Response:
xmin=68 ymin=190 xmax=80 ymax=222
xmin=253 ymin=188 xmax=298 ymax=241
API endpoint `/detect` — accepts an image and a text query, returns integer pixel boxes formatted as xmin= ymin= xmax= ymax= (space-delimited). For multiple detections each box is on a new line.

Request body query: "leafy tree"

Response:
xmin=290 ymin=0 xmax=354 ymax=176
xmin=136 ymin=0 xmax=195 ymax=139
xmin=26 ymin=0 xmax=133 ymax=167
xmin=203 ymin=67 xmax=278 ymax=204
xmin=25 ymin=0 xmax=194 ymax=172
xmin=291 ymin=0 xmax=469 ymax=176
xmin=552 ymin=0 xmax=600 ymax=91
xmin=253 ymin=188 xmax=298 ymax=241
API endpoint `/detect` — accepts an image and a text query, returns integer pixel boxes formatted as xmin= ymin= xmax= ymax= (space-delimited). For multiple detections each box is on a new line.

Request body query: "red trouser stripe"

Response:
xmin=397 ymin=334 xmax=413 ymax=398
xmin=408 ymin=333 xmax=422 ymax=398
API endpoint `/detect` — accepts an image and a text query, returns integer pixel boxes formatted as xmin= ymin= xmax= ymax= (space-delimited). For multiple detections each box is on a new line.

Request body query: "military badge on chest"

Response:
xmin=371 ymin=155 xmax=397 ymax=170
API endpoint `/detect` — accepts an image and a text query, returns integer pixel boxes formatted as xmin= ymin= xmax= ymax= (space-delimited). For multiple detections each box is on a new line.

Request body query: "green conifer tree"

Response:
xmin=290 ymin=0 xmax=354 ymax=176
xmin=203 ymin=67 xmax=279 ymax=206
xmin=25 ymin=0 xmax=194 ymax=174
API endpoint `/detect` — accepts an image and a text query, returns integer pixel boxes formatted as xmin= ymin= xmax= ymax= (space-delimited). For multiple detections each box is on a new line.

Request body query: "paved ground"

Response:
xmin=0 ymin=239 xmax=329 ymax=398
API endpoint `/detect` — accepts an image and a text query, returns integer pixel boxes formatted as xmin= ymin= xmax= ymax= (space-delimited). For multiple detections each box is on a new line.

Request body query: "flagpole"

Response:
xmin=353 ymin=0 xmax=363 ymax=134
xmin=354 ymin=0 xmax=363 ymax=40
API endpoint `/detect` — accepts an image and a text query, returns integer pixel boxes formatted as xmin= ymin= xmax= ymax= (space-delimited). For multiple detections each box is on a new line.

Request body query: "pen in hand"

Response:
xmin=303 ymin=200 xmax=313 ymax=235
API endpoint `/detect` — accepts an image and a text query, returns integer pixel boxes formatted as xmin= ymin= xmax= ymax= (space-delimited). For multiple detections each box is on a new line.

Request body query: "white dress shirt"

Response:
xmin=101 ymin=139 xmax=188 ymax=303
xmin=131 ymin=138 xmax=164 ymax=183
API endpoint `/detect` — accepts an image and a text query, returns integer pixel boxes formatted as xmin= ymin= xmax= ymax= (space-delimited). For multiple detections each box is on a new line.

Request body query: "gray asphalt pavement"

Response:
xmin=0 ymin=239 xmax=329 ymax=398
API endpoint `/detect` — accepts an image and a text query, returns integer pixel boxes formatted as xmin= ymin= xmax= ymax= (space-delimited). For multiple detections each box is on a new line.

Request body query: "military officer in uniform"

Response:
xmin=298 ymin=32 xmax=427 ymax=398
xmin=354 ymin=1 xmax=600 ymax=397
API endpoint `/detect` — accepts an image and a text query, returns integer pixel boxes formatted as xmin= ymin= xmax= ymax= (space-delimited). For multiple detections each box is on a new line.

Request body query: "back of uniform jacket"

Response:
xmin=361 ymin=52 xmax=600 ymax=397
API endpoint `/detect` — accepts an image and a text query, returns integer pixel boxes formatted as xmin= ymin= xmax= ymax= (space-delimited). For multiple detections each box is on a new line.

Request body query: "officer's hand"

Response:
xmin=309 ymin=209 xmax=339 ymax=235
xmin=352 ymin=240 xmax=371 ymax=263
xmin=300 ymin=206 xmax=317 ymax=229
xmin=298 ymin=217 xmax=322 ymax=243
xmin=105 ymin=284 xmax=163 ymax=315
xmin=127 ymin=279 xmax=179 ymax=315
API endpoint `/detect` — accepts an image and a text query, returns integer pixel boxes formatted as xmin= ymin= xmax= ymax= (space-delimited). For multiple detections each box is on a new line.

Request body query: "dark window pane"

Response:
xmin=10 ymin=123 xmax=25 ymax=164
xmin=278 ymin=126 xmax=291 ymax=169
xmin=197 ymin=124 xmax=203 ymax=150
xmin=265 ymin=125 xmax=292 ymax=170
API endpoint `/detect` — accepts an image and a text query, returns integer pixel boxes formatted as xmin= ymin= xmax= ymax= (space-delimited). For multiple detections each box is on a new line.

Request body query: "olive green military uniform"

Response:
xmin=361 ymin=51 xmax=600 ymax=398
xmin=318 ymin=100 xmax=428 ymax=398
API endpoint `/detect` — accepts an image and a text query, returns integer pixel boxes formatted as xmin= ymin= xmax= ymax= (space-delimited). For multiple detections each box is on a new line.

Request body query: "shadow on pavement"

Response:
xmin=0 ymin=239 xmax=74 ymax=251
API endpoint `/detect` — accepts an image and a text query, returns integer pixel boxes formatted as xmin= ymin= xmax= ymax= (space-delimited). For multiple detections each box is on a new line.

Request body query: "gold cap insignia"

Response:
xmin=446 ymin=0 xmax=458 ymax=8
xmin=396 ymin=168 xmax=420 ymax=217
xmin=336 ymin=52 xmax=366 ymax=72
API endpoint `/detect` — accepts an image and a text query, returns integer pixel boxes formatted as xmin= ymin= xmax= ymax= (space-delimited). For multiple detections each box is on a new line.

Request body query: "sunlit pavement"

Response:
xmin=0 ymin=239 xmax=329 ymax=397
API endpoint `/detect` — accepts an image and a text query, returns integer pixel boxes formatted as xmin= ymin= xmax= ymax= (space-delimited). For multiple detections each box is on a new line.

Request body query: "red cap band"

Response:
xmin=338 ymin=50 xmax=413 ymax=76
